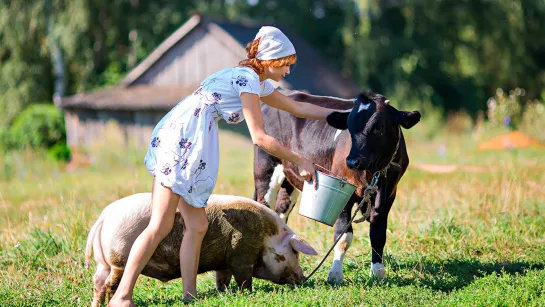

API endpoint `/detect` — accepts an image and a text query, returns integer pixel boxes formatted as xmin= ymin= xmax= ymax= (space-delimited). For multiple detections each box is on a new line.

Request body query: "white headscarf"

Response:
xmin=254 ymin=26 xmax=296 ymax=60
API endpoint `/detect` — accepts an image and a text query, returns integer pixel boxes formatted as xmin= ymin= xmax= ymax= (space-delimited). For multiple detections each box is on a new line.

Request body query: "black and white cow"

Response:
xmin=253 ymin=89 xmax=421 ymax=282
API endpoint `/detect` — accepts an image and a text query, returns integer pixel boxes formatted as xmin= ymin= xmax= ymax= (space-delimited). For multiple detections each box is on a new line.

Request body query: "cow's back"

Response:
xmin=262 ymin=91 xmax=354 ymax=161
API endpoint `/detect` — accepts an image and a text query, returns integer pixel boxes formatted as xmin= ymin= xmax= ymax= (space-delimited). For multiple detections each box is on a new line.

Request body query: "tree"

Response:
xmin=344 ymin=0 xmax=545 ymax=113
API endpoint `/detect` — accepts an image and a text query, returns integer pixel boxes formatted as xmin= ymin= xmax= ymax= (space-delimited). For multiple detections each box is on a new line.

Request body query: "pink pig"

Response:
xmin=85 ymin=193 xmax=317 ymax=306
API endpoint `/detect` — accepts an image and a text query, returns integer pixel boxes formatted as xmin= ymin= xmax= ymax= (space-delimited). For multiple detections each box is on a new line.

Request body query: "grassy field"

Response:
xmin=1 ymin=127 xmax=544 ymax=306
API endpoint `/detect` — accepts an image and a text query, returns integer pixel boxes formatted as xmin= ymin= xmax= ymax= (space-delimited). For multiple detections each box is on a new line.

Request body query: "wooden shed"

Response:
xmin=59 ymin=13 xmax=359 ymax=148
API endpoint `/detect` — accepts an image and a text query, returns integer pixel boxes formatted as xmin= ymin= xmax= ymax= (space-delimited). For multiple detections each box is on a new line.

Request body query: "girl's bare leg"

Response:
xmin=177 ymin=197 xmax=209 ymax=301
xmin=108 ymin=179 xmax=180 ymax=307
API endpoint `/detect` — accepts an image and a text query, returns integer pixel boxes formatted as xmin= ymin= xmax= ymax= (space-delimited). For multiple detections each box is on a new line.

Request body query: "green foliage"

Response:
xmin=1 ymin=0 xmax=544 ymax=127
xmin=1 ymin=228 xmax=67 ymax=269
xmin=6 ymin=104 xmax=66 ymax=149
xmin=0 ymin=152 xmax=15 ymax=182
xmin=485 ymin=88 xmax=525 ymax=130
xmin=520 ymin=100 xmax=545 ymax=141
xmin=47 ymin=142 xmax=72 ymax=162
xmin=346 ymin=0 xmax=545 ymax=114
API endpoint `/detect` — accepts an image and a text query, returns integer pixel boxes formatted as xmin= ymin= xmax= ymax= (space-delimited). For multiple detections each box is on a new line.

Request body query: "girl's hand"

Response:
xmin=297 ymin=159 xmax=317 ymax=189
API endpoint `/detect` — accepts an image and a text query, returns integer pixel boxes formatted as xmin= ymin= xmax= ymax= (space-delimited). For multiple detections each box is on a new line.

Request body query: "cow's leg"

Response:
xmin=327 ymin=198 xmax=357 ymax=284
xmin=215 ymin=270 xmax=233 ymax=292
xmin=254 ymin=146 xmax=283 ymax=210
xmin=263 ymin=164 xmax=285 ymax=211
xmin=368 ymin=193 xmax=395 ymax=280
xmin=281 ymin=186 xmax=300 ymax=223
xmin=275 ymin=180 xmax=300 ymax=223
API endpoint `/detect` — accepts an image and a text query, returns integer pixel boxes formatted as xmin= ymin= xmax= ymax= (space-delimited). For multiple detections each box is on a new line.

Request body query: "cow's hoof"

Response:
xmin=327 ymin=268 xmax=344 ymax=284
xmin=369 ymin=263 xmax=385 ymax=280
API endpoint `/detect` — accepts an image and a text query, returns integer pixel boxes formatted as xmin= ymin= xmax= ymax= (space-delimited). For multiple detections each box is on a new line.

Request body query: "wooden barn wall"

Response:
xmin=132 ymin=26 xmax=241 ymax=88
xmin=65 ymin=109 xmax=167 ymax=148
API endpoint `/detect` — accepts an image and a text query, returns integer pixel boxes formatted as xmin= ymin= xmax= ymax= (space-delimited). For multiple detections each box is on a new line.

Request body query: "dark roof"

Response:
xmin=59 ymin=13 xmax=359 ymax=111
xmin=60 ymin=85 xmax=194 ymax=111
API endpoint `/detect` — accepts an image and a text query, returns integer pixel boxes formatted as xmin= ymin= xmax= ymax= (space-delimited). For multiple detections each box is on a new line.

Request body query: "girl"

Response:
xmin=109 ymin=26 xmax=344 ymax=306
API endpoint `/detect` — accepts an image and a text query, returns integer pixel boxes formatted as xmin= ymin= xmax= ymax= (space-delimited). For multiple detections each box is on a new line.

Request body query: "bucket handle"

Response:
xmin=314 ymin=163 xmax=350 ymax=188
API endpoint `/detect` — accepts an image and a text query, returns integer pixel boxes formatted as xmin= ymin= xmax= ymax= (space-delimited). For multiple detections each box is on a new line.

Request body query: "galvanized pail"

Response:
xmin=298 ymin=170 xmax=357 ymax=226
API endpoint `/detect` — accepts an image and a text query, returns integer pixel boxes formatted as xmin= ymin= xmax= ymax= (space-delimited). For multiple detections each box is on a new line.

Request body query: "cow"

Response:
xmin=253 ymin=89 xmax=421 ymax=283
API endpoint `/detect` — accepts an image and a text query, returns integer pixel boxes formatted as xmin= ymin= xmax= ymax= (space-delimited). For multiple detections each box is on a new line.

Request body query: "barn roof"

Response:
xmin=60 ymin=85 xmax=193 ymax=111
xmin=59 ymin=13 xmax=359 ymax=111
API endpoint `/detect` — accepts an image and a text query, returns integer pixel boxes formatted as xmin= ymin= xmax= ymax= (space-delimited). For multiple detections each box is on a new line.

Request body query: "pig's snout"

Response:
xmin=277 ymin=266 xmax=307 ymax=285
xmin=293 ymin=266 xmax=307 ymax=284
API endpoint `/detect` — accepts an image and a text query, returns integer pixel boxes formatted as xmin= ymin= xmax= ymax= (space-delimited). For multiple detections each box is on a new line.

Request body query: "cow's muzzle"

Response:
xmin=346 ymin=157 xmax=368 ymax=171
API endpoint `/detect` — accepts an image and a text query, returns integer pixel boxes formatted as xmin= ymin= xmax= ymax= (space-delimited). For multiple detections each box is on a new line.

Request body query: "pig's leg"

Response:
xmin=232 ymin=266 xmax=254 ymax=291
xmin=327 ymin=197 xmax=357 ymax=284
xmin=92 ymin=263 xmax=110 ymax=307
xmin=215 ymin=270 xmax=232 ymax=292
xmin=105 ymin=266 xmax=124 ymax=303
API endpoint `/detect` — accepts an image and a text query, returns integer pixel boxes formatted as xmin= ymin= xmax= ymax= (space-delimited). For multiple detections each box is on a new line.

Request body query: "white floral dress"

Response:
xmin=144 ymin=66 xmax=275 ymax=208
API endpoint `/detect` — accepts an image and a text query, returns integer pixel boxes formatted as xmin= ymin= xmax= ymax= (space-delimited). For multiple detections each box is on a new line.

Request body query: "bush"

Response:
xmin=47 ymin=142 xmax=72 ymax=162
xmin=6 ymin=104 xmax=66 ymax=149
xmin=519 ymin=100 xmax=545 ymax=141
xmin=485 ymin=88 xmax=524 ymax=130
xmin=0 ymin=127 xmax=7 ymax=151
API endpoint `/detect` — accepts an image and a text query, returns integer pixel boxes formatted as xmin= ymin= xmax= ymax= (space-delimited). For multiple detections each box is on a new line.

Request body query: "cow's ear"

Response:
xmin=326 ymin=111 xmax=349 ymax=130
xmin=397 ymin=111 xmax=421 ymax=129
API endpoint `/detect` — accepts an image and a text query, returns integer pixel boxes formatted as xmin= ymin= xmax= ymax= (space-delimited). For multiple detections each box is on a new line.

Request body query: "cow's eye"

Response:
xmin=373 ymin=124 xmax=383 ymax=134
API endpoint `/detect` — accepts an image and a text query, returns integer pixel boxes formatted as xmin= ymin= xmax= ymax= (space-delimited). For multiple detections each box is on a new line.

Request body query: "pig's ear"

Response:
xmin=290 ymin=235 xmax=318 ymax=256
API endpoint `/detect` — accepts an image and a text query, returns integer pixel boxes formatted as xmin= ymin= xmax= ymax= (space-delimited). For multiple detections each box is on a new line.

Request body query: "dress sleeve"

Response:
xmin=260 ymin=80 xmax=275 ymax=97
xmin=232 ymin=68 xmax=261 ymax=97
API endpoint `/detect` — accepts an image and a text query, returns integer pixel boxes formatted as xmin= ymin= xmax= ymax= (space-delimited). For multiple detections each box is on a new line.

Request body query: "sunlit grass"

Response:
xmin=1 ymin=128 xmax=544 ymax=306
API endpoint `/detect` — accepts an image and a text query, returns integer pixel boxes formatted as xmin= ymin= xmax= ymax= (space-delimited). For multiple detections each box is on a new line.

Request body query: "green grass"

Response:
xmin=1 ymin=128 xmax=544 ymax=306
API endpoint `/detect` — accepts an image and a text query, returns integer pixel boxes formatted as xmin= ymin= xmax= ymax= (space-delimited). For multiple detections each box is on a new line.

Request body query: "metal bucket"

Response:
xmin=298 ymin=170 xmax=356 ymax=226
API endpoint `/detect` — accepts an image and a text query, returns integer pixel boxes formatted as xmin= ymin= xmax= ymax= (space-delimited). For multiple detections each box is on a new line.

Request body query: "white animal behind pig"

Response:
xmin=85 ymin=193 xmax=317 ymax=306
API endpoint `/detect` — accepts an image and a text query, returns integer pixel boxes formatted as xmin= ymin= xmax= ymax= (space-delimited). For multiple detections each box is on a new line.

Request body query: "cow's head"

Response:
xmin=326 ymin=90 xmax=421 ymax=172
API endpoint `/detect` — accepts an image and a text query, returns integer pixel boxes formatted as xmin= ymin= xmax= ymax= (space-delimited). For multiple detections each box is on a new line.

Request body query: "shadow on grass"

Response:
xmin=381 ymin=257 xmax=545 ymax=292
xmin=132 ymin=258 xmax=545 ymax=305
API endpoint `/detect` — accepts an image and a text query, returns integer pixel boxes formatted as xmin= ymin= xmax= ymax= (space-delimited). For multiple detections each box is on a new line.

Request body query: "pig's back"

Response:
xmin=100 ymin=193 xmax=285 ymax=281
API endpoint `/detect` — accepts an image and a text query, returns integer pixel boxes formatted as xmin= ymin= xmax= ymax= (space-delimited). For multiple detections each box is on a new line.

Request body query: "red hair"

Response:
xmin=238 ymin=37 xmax=297 ymax=77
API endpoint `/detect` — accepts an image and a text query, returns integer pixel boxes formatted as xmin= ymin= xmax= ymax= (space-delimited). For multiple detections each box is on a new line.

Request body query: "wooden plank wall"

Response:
xmin=67 ymin=110 xmax=167 ymax=148
xmin=134 ymin=25 xmax=242 ymax=88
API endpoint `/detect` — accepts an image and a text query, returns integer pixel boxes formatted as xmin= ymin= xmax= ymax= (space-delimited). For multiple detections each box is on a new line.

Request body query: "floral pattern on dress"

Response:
xmin=228 ymin=113 xmax=240 ymax=123
xmin=179 ymin=138 xmax=192 ymax=150
xmin=161 ymin=163 xmax=172 ymax=175
xmin=234 ymin=76 xmax=248 ymax=87
xmin=151 ymin=137 xmax=160 ymax=148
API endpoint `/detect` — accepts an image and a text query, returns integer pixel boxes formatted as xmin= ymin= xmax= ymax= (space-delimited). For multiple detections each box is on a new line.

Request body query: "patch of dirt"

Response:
xmin=478 ymin=131 xmax=545 ymax=150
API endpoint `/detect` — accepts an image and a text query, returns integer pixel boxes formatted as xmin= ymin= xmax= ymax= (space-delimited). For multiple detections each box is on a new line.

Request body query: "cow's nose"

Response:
xmin=346 ymin=158 xmax=362 ymax=170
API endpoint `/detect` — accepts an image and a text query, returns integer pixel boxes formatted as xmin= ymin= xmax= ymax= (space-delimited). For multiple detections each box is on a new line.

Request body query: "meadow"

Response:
xmin=1 ymin=123 xmax=544 ymax=306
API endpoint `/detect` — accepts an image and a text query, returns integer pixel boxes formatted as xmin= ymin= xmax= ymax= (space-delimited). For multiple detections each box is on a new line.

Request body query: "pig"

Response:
xmin=85 ymin=193 xmax=318 ymax=306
